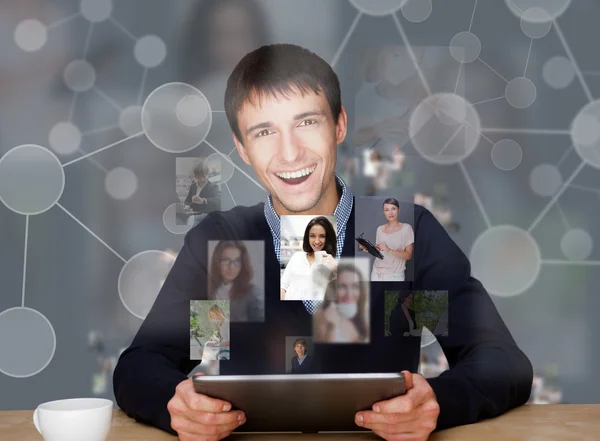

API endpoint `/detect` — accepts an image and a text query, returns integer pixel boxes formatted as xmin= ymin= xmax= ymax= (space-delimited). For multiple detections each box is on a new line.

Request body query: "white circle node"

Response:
xmin=409 ymin=93 xmax=481 ymax=165
xmin=63 ymin=60 xmax=96 ymax=92
xmin=542 ymin=56 xmax=575 ymax=89
xmin=14 ymin=19 xmax=47 ymax=52
xmin=571 ymin=100 xmax=600 ymax=169
xmin=520 ymin=8 xmax=552 ymax=38
xmin=560 ymin=229 xmax=593 ymax=261
xmin=470 ymin=225 xmax=541 ymax=297
xmin=0 ymin=145 xmax=65 ymax=215
xmin=506 ymin=77 xmax=537 ymax=109
xmin=204 ymin=153 xmax=235 ymax=184
xmin=142 ymin=82 xmax=212 ymax=153
xmin=491 ymin=139 xmax=523 ymax=171
xmin=176 ymin=95 xmax=209 ymax=127
xmin=349 ymin=0 xmax=407 ymax=17
xmin=49 ymin=121 xmax=82 ymax=155
xmin=505 ymin=0 xmax=571 ymax=22
xmin=119 ymin=105 xmax=143 ymax=136
xmin=0 ymin=307 xmax=56 ymax=378
xmin=80 ymin=0 xmax=113 ymax=23
xmin=134 ymin=35 xmax=167 ymax=68
xmin=105 ymin=167 xmax=138 ymax=200
xmin=450 ymin=31 xmax=481 ymax=64
xmin=118 ymin=250 xmax=177 ymax=319
xmin=401 ymin=0 xmax=432 ymax=23
xmin=163 ymin=203 xmax=193 ymax=235
xmin=529 ymin=164 xmax=562 ymax=197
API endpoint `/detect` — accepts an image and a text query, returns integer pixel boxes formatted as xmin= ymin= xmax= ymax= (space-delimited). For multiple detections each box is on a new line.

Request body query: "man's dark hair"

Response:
xmin=293 ymin=338 xmax=307 ymax=348
xmin=302 ymin=216 xmax=337 ymax=257
xmin=224 ymin=43 xmax=342 ymax=144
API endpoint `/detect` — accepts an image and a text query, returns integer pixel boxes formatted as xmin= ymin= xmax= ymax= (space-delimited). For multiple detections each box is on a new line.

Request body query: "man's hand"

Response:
xmin=355 ymin=371 xmax=439 ymax=441
xmin=167 ymin=373 xmax=246 ymax=440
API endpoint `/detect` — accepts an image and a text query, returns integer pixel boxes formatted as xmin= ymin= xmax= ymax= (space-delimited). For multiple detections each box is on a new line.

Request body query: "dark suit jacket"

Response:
xmin=291 ymin=354 xmax=314 ymax=374
xmin=184 ymin=181 xmax=221 ymax=213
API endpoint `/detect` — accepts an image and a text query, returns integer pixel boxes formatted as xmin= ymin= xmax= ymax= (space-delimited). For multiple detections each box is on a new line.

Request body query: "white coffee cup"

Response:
xmin=33 ymin=398 xmax=113 ymax=441
xmin=314 ymin=250 xmax=325 ymax=264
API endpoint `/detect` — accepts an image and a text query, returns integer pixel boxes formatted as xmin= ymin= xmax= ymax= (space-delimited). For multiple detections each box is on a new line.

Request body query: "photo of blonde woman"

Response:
xmin=313 ymin=259 xmax=370 ymax=344
xmin=189 ymin=300 xmax=230 ymax=361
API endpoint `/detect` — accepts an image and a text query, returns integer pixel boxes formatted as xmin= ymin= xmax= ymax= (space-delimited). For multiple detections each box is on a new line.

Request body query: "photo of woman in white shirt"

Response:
xmin=280 ymin=216 xmax=338 ymax=301
xmin=359 ymin=198 xmax=414 ymax=281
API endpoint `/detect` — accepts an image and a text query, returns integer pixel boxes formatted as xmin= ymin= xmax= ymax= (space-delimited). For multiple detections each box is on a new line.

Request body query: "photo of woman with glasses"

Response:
xmin=280 ymin=216 xmax=338 ymax=301
xmin=208 ymin=240 xmax=265 ymax=322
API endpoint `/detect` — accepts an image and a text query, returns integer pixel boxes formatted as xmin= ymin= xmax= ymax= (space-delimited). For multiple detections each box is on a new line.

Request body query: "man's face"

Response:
xmin=233 ymin=87 xmax=347 ymax=214
xmin=294 ymin=343 xmax=306 ymax=357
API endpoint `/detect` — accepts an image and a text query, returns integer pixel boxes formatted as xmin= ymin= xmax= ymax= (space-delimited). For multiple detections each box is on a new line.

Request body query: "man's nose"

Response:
xmin=279 ymin=131 xmax=303 ymax=163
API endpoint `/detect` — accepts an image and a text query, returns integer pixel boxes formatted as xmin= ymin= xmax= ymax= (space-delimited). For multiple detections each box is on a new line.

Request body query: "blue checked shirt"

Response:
xmin=264 ymin=173 xmax=354 ymax=314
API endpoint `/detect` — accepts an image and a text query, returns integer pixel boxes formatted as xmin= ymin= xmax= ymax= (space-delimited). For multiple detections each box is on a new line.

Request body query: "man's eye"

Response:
xmin=257 ymin=129 xmax=271 ymax=137
xmin=300 ymin=119 xmax=317 ymax=127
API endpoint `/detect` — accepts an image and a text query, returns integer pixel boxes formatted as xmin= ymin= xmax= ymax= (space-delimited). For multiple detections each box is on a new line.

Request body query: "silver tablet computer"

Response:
xmin=193 ymin=373 xmax=406 ymax=433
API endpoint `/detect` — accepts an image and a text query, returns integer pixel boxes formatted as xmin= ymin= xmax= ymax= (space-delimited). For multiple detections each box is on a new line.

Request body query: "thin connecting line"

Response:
xmin=524 ymin=38 xmax=533 ymax=77
xmin=477 ymin=57 xmax=509 ymax=83
xmin=556 ymin=146 xmax=574 ymax=167
xmin=93 ymin=87 xmax=123 ymax=111
xmin=462 ymin=118 xmax=494 ymax=145
xmin=47 ymin=12 xmax=80 ymax=30
xmin=437 ymin=124 xmax=463 ymax=156
xmin=331 ymin=11 xmax=362 ymax=68
xmin=22 ymin=215 xmax=29 ymax=307
xmin=392 ymin=13 xmax=432 ymax=96
xmin=110 ymin=17 xmax=137 ymax=41
xmin=137 ymin=68 xmax=148 ymax=106
xmin=459 ymin=161 xmax=492 ymax=228
xmin=63 ymin=131 xmax=144 ymax=167
xmin=204 ymin=140 xmax=265 ymax=191
xmin=82 ymin=125 xmax=119 ymax=136
xmin=454 ymin=62 xmax=463 ymax=95
xmin=555 ymin=200 xmax=570 ymax=230
xmin=542 ymin=259 xmax=600 ymax=266
xmin=481 ymin=127 xmax=571 ymax=135
xmin=224 ymin=183 xmax=237 ymax=206
xmin=68 ymin=93 xmax=78 ymax=122
xmin=83 ymin=22 xmax=94 ymax=58
xmin=471 ymin=96 xmax=505 ymax=106
xmin=468 ymin=0 xmax=478 ymax=32
xmin=56 ymin=203 xmax=127 ymax=263
xmin=528 ymin=161 xmax=586 ymax=232
xmin=552 ymin=20 xmax=593 ymax=103
xmin=227 ymin=146 xmax=237 ymax=157
xmin=569 ymin=183 xmax=600 ymax=195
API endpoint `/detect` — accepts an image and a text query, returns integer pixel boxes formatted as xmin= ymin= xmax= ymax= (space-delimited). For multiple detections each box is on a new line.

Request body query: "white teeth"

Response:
xmin=277 ymin=166 xmax=315 ymax=180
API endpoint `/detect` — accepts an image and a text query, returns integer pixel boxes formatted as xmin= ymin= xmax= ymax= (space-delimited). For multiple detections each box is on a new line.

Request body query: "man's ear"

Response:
xmin=232 ymin=133 xmax=251 ymax=166
xmin=336 ymin=105 xmax=348 ymax=145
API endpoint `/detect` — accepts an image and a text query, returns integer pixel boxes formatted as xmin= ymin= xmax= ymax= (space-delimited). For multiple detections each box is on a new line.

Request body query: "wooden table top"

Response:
xmin=1 ymin=405 xmax=598 ymax=440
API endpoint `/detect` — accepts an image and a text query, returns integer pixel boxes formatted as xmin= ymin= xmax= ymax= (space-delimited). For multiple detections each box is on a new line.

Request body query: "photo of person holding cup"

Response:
xmin=313 ymin=260 xmax=370 ymax=343
xmin=280 ymin=215 xmax=337 ymax=301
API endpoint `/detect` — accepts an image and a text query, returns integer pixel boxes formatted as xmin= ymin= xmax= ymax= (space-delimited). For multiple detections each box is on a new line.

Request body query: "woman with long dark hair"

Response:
xmin=280 ymin=216 xmax=338 ymax=301
xmin=313 ymin=263 xmax=370 ymax=343
xmin=208 ymin=241 xmax=264 ymax=322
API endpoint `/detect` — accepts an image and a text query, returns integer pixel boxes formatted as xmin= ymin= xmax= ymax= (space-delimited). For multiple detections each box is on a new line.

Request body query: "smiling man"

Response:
xmin=114 ymin=44 xmax=533 ymax=441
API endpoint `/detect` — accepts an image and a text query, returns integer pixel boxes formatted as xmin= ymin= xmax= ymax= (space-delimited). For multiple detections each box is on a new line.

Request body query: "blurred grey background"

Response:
xmin=1 ymin=0 xmax=599 ymax=408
